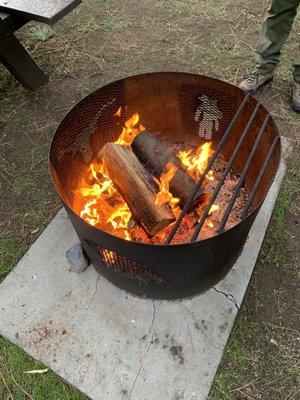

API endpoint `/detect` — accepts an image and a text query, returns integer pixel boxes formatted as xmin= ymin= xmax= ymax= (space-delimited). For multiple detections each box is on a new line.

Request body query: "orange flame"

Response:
xmin=76 ymin=163 xmax=115 ymax=200
xmin=204 ymin=205 xmax=219 ymax=230
xmin=178 ymin=142 xmax=214 ymax=181
xmin=80 ymin=199 xmax=100 ymax=226
xmin=76 ymin=111 xmax=217 ymax=242
xmin=115 ymin=106 xmax=122 ymax=117
xmin=107 ymin=204 xmax=132 ymax=229
xmin=75 ymin=111 xmax=145 ymax=240
xmin=77 ymin=162 xmax=132 ymax=238
xmin=155 ymin=162 xmax=180 ymax=210
xmin=114 ymin=113 xmax=145 ymax=146
xmin=76 ymin=111 xmax=145 ymax=237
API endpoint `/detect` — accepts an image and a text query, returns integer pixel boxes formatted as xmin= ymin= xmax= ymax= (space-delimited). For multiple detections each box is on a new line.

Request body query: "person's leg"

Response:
xmin=255 ymin=0 xmax=300 ymax=75
xmin=292 ymin=46 xmax=300 ymax=112
xmin=293 ymin=48 xmax=300 ymax=83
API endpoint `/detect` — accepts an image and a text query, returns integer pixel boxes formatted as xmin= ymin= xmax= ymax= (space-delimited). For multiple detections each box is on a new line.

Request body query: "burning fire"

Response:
xmin=77 ymin=161 xmax=133 ymax=240
xmin=114 ymin=111 xmax=145 ymax=146
xmin=155 ymin=162 xmax=180 ymax=213
xmin=107 ymin=204 xmax=132 ymax=240
xmin=177 ymin=142 xmax=219 ymax=225
xmin=76 ymin=110 xmax=147 ymax=240
xmin=206 ymin=205 xmax=220 ymax=228
xmin=178 ymin=142 xmax=214 ymax=181
xmin=75 ymin=109 xmax=220 ymax=243
xmin=80 ymin=199 xmax=100 ymax=226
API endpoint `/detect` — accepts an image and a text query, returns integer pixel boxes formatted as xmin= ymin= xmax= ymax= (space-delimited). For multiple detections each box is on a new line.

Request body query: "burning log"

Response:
xmin=132 ymin=131 xmax=204 ymax=209
xmin=98 ymin=143 xmax=175 ymax=236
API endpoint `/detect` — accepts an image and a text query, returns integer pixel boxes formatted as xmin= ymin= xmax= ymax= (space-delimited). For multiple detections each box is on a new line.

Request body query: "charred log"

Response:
xmin=132 ymin=131 xmax=204 ymax=209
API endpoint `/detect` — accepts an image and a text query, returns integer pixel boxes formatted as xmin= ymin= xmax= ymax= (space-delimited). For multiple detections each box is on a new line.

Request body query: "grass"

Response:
xmin=235 ymin=314 xmax=251 ymax=334
xmin=194 ymin=34 xmax=254 ymax=81
xmin=224 ymin=338 xmax=248 ymax=368
xmin=213 ymin=372 xmax=235 ymax=400
xmin=0 ymin=111 xmax=59 ymax=279
xmin=153 ymin=0 xmax=229 ymax=20
xmin=0 ymin=69 xmax=19 ymax=93
xmin=0 ymin=238 xmax=28 ymax=277
xmin=100 ymin=15 xmax=124 ymax=31
xmin=30 ymin=26 xmax=55 ymax=42
xmin=263 ymin=175 xmax=298 ymax=263
xmin=0 ymin=337 xmax=88 ymax=399
xmin=210 ymin=311 xmax=300 ymax=399
xmin=0 ymin=98 xmax=15 ymax=124
xmin=191 ymin=0 xmax=229 ymax=20
xmin=168 ymin=44 xmax=186 ymax=57
xmin=0 ymin=0 xmax=299 ymax=399
xmin=209 ymin=166 xmax=299 ymax=399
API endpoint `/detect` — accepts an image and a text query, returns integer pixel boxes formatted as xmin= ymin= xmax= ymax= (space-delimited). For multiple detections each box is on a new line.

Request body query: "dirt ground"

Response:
xmin=0 ymin=1 xmax=299 ymax=399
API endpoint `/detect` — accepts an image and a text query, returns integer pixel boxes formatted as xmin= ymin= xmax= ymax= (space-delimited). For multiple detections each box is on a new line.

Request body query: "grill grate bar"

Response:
xmin=190 ymin=102 xmax=261 ymax=242
xmin=217 ymin=114 xmax=271 ymax=235
xmin=241 ymin=135 xmax=280 ymax=219
xmin=164 ymin=94 xmax=250 ymax=244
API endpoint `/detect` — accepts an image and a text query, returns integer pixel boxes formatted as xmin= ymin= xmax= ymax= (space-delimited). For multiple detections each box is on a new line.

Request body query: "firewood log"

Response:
xmin=132 ymin=131 xmax=203 ymax=209
xmin=98 ymin=143 xmax=175 ymax=236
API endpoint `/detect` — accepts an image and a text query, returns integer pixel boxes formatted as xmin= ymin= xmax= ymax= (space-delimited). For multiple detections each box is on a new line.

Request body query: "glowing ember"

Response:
xmin=209 ymin=204 xmax=220 ymax=215
xmin=178 ymin=142 xmax=214 ymax=181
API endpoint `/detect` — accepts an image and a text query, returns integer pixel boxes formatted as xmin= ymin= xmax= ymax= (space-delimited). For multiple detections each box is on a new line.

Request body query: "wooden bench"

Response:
xmin=0 ymin=0 xmax=81 ymax=90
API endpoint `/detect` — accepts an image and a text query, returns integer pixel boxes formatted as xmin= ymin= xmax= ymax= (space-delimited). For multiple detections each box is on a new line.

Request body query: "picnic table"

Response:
xmin=0 ymin=0 xmax=81 ymax=90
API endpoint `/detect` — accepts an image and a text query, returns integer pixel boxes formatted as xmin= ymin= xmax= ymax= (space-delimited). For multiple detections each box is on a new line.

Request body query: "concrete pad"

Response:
xmin=0 ymin=162 xmax=285 ymax=400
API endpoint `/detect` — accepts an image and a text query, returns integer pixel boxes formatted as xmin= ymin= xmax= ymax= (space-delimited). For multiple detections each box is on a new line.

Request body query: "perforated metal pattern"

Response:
xmin=49 ymin=72 xmax=281 ymax=293
xmin=179 ymin=84 xmax=238 ymax=142
xmin=100 ymin=249 xmax=166 ymax=284
xmin=50 ymin=73 xmax=279 ymax=210
xmin=84 ymin=239 xmax=166 ymax=285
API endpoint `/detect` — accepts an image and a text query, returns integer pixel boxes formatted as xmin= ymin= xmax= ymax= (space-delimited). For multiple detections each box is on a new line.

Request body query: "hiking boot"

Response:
xmin=292 ymin=79 xmax=300 ymax=113
xmin=238 ymin=71 xmax=273 ymax=94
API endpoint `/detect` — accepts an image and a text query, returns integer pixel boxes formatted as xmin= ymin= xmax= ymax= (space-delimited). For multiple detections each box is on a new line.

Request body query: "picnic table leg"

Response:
xmin=0 ymin=20 xmax=48 ymax=90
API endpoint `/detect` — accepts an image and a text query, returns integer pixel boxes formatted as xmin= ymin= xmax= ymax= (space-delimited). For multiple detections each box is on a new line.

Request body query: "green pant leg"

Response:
xmin=293 ymin=46 xmax=300 ymax=83
xmin=255 ymin=0 xmax=300 ymax=75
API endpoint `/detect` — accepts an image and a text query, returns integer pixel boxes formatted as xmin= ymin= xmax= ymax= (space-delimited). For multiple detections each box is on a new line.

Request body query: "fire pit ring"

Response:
xmin=49 ymin=72 xmax=281 ymax=299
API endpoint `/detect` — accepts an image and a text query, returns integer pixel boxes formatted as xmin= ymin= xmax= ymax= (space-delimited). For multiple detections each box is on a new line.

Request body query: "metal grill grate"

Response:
xmin=165 ymin=94 xmax=280 ymax=243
